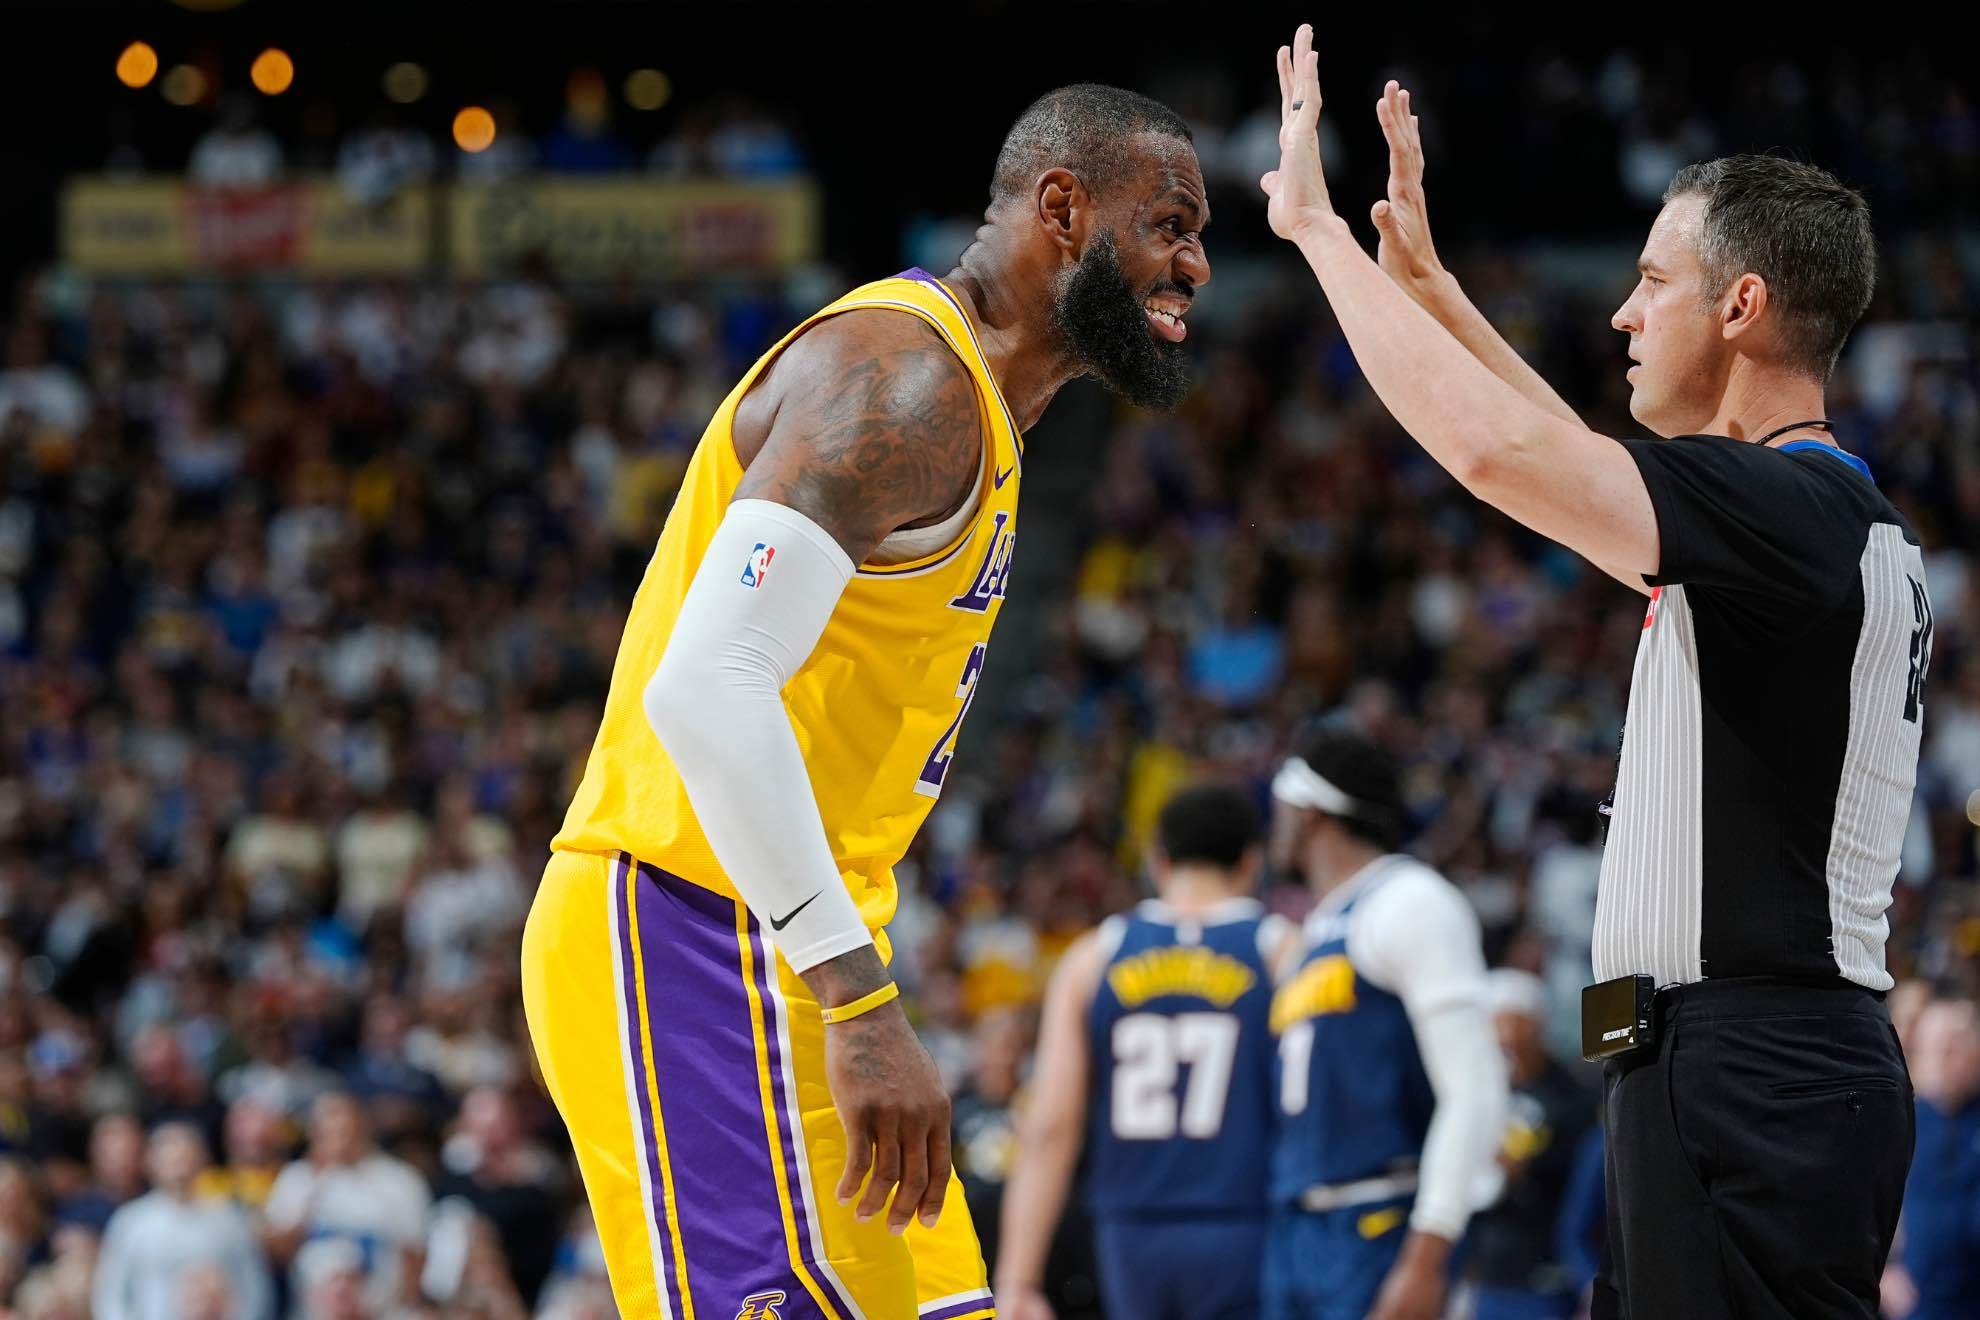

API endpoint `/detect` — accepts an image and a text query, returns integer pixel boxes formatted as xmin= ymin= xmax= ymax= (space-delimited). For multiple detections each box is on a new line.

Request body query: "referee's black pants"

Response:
xmin=1593 ymin=977 xmax=1914 ymax=1320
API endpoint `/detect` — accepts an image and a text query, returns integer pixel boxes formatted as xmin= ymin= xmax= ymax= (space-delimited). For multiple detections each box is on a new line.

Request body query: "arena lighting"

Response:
xmin=625 ymin=68 xmax=671 ymax=111
xmin=250 ymin=47 xmax=294 ymax=96
xmin=383 ymin=61 xmax=428 ymax=104
xmin=567 ymin=67 xmax=607 ymax=109
xmin=115 ymin=41 xmax=159 ymax=89
xmin=453 ymin=106 xmax=497 ymax=153
xmin=160 ymin=64 xmax=207 ymax=106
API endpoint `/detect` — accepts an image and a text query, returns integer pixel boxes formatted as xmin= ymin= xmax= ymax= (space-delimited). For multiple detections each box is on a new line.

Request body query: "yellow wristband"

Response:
xmin=819 ymin=981 xmax=900 ymax=1025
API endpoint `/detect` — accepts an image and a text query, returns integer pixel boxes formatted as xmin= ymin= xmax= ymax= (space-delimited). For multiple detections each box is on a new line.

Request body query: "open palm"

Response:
xmin=1371 ymin=79 xmax=1446 ymax=296
xmin=1261 ymin=24 xmax=1335 ymax=241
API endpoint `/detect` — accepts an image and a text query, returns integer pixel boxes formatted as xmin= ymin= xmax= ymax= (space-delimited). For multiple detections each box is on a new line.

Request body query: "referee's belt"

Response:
xmin=1298 ymin=1168 xmax=1418 ymax=1213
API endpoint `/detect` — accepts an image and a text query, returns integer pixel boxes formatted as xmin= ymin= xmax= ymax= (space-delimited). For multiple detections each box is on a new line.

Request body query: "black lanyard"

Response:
xmin=1754 ymin=419 xmax=1833 ymax=445
xmin=1752 ymin=418 xmax=1873 ymax=480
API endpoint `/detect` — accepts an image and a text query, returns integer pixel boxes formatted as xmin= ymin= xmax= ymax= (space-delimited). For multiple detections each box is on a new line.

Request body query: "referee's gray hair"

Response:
xmin=992 ymin=84 xmax=1193 ymax=204
xmin=1664 ymin=154 xmax=1875 ymax=382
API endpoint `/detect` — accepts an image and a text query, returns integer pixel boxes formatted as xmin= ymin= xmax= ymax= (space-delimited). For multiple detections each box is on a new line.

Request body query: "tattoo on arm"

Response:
xmin=802 ymin=945 xmax=903 ymax=1082
xmin=801 ymin=945 xmax=890 ymax=1008
xmin=734 ymin=316 xmax=983 ymax=565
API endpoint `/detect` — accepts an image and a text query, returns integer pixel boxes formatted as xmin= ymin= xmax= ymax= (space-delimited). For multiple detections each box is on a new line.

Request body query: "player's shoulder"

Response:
xmin=1095 ymin=901 xmax=1183 ymax=961
xmin=1050 ymin=919 xmax=1121 ymax=1012
xmin=1094 ymin=911 xmax=1133 ymax=960
xmin=1373 ymin=853 xmax=1470 ymax=902
xmin=1359 ymin=856 xmax=1478 ymax=939
xmin=765 ymin=307 xmax=982 ymax=470
xmin=1256 ymin=911 xmax=1298 ymax=969
xmin=1350 ymin=857 xmax=1489 ymax=995
xmin=775 ymin=300 xmax=976 ymax=405
xmin=733 ymin=296 xmax=984 ymax=539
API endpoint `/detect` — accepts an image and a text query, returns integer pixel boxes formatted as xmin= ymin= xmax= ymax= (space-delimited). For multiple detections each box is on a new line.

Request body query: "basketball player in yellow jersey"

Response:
xmin=522 ymin=85 xmax=1210 ymax=1320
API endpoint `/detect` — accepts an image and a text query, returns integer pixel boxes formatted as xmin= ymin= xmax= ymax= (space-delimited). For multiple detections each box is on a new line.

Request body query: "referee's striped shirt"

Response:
xmin=1591 ymin=434 xmax=1932 ymax=992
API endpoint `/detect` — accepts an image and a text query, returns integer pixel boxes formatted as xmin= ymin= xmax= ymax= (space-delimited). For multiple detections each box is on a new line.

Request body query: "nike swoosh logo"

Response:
xmin=994 ymin=464 xmax=1014 ymax=489
xmin=768 ymin=891 xmax=821 ymax=931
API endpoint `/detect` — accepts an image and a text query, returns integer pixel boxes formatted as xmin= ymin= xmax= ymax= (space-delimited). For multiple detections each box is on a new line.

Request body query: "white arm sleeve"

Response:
xmin=643 ymin=498 xmax=874 ymax=973
xmin=1351 ymin=864 xmax=1510 ymax=1241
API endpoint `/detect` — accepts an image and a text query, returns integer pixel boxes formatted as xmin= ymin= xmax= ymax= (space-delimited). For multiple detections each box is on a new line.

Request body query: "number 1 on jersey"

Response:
xmin=1278 ymin=1020 xmax=1315 ymax=1115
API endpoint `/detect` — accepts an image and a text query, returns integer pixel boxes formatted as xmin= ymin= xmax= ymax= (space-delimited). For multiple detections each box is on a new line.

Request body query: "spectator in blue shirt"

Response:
xmin=1896 ymin=994 xmax=1980 ymax=1320
xmin=1553 ymin=1122 xmax=1606 ymax=1305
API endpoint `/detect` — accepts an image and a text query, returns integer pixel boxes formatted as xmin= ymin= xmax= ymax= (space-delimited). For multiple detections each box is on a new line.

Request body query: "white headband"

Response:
xmin=1271 ymin=755 xmax=1364 ymax=817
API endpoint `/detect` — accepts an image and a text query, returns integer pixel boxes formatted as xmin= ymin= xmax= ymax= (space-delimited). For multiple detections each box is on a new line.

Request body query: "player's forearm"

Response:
xmin=1415 ymin=270 xmax=1584 ymax=428
xmin=998 ymin=936 xmax=1099 ymax=1293
xmin=1292 ymin=218 xmax=1577 ymax=500
xmin=994 ymin=1117 xmax=1082 ymax=1290
xmin=801 ymin=945 xmax=891 ymax=1007
xmin=1408 ymin=998 xmax=1509 ymax=1240
xmin=648 ymin=672 xmax=873 ymax=974
xmin=645 ymin=500 xmax=875 ymax=973
xmin=1398 ymin=1229 xmax=1452 ymax=1268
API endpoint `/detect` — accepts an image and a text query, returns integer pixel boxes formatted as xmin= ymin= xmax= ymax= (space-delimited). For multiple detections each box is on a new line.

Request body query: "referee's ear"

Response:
xmin=1718 ymin=271 xmax=1770 ymax=346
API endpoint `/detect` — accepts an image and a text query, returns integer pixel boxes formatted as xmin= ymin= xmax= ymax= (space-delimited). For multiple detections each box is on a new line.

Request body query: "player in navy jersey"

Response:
xmin=994 ymin=783 xmax=1292 ymax=1320
xmin=1266 ymin=731 xmax=1508 ymax=1320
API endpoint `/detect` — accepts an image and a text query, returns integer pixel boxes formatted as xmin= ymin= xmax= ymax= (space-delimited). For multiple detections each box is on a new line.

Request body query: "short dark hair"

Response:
xmin=1157 ymin=782 xmax=1259 ymax=871
xmin=1294 ymin=730 xmax=1408 ymax=852
xmin=1663 ymin=154 xmax=1875 ymax=381
xmin=993 ymin=84 xmax=1193 ymax=204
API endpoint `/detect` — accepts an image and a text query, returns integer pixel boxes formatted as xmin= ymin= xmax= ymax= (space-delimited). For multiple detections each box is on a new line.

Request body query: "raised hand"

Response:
xmin=1371 ymin=80 xmax=1447 ymax=301
xmin=1261 ymin=23 xmax=1335 ymax=241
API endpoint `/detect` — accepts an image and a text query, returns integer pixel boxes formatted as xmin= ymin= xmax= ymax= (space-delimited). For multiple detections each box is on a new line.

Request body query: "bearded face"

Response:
xmin=1051 ymin=229 xmax=1193 ymax=411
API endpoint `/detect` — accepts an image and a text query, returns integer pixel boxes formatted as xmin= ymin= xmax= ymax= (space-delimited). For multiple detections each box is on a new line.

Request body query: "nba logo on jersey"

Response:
xmin=740 ymin=543 xmax=775 ymax=589
xmin=734 ymin=1291 xmax=786 ymax=1320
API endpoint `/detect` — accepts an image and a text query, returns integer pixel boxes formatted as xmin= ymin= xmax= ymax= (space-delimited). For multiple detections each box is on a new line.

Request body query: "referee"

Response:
xmin=1260 ymin=26 xmax=1928 ymax=1318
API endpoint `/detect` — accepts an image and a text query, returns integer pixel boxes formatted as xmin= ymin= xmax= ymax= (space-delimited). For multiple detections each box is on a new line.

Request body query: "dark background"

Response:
xmin=3 ymin=2 xmax=1975 ymax=279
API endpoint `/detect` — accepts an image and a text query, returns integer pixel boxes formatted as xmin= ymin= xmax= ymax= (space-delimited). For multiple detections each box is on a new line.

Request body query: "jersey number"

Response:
xmin=914 ymin=643 xmax=988 ymax=798
xmin=1278 ymin=1020 xmax=1315 ymax=1115
xmin=1904 ymin=574 xmax=1933 ymax=724
xmin=1110 ymin=1012 xmax=1240 ymax=1140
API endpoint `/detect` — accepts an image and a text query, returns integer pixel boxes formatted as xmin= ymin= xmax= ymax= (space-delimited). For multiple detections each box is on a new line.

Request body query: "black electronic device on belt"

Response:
xmin=1582 ymin=974 xmax=1657 ymax=1062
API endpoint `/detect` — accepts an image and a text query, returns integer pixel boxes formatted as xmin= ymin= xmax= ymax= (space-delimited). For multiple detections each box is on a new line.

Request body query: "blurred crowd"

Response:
xmin=2 ymin=50 xmax=1978 ymax=1315
xmin=132 ymin=77 xmax=804 ymax=199
xmin=99 ymin=39 xmax=1979 ymax=250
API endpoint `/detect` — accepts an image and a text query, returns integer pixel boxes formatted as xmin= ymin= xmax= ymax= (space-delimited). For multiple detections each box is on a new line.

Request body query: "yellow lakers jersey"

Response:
xmin=553 ymin=270 xmax=1023 ymax=934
